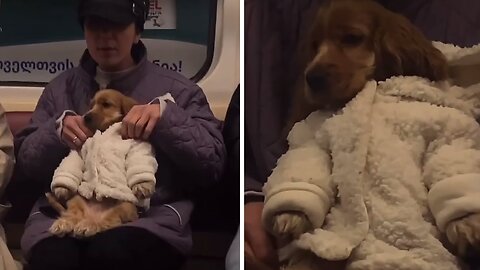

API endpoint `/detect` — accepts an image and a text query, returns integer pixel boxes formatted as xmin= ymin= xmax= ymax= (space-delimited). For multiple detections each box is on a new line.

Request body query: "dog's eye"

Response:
xmin=102 ymin=102 xmax=111 ymax=108
xmin=341 ymin=34 xmax=364 ymax=46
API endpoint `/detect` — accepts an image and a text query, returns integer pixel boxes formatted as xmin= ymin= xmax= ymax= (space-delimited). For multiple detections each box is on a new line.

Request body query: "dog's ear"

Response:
xmin=373 ymin=11 xmax=448 ymax=82
xmin=121 ymin=96 xmax=137 ymax=115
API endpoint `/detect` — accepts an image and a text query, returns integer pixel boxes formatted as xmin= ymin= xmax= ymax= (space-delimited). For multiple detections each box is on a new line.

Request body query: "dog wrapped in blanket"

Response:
xmin=262 ymin=1 xmax=480 ymax=269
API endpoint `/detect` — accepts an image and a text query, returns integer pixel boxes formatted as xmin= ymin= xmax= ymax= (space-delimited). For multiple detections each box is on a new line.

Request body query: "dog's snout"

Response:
xmin=306 ymin=67 xmax=330 ymax=92
xmin=84 ymin=113 xmax=93 ymax=124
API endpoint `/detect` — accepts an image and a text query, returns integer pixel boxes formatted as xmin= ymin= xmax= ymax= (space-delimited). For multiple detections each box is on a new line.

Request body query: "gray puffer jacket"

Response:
xmin=15 ymin=41 xmax=226 ymax=258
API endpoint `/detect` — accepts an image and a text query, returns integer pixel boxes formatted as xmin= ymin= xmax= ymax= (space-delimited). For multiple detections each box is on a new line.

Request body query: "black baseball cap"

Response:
xmin=78 ymin=0 xmax=149 ymax=30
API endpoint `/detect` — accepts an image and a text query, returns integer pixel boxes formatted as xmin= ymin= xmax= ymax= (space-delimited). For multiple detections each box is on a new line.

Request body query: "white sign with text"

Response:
xmin=0 ymin=38 xmax=206 ymax=82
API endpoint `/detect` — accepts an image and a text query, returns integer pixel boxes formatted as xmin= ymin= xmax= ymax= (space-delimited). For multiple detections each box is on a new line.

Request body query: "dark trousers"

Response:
xmin=28 ymin=227 xmax=185 ymax=270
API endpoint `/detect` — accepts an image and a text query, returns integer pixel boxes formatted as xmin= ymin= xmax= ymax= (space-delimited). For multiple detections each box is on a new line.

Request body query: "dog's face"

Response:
xmin=83 ymin=89 xmax=137 ymax=132
xmin=302 ymin=0 xmax=447 ymax=109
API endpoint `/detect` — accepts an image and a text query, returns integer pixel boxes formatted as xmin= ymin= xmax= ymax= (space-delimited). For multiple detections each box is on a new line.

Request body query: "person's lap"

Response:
xmin=28 ymin=226 xmax=185 ymax=270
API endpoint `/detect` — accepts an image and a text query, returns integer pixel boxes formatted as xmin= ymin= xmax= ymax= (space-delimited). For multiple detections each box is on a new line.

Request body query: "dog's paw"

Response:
xmin=446 ymin=213 xmax=480 ymax=257
xmin=73 ymin=220 xmax=102 ymax=238
xmin=272 ymin=212 xmax=312 ymax=238
xmin=49 ymin=218 xmax=74 ymax=237
xmin=132 ymin=182 xmax=155 ymax=199
xmin=53 ymin=187 xmax=73 ymax=201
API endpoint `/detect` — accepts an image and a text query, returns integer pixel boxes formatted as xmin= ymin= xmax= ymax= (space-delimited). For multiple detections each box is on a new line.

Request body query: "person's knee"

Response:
xmin=28 ymin=237 xmax=81 ymax=270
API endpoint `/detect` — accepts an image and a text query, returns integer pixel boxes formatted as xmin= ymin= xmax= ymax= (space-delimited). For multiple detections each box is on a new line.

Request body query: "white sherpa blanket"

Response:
xmin=51 ymin=122 xmax=158 ymax=206
xmin=262 ymin=43 xmax=480 ymax=270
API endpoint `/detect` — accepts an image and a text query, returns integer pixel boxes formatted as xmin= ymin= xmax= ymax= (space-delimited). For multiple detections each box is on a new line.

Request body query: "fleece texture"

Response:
xmin=263 ymin=42 xmax=480 ymax=270
xmin=51 ymin=122 xmax=158 ymax=206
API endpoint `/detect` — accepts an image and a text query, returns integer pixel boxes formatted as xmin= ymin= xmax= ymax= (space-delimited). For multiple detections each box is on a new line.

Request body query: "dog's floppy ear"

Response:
xmin=373 ymin=11 xmax=448 ymax=82
xmin=121 ymin=96 xmax=137 ymax=115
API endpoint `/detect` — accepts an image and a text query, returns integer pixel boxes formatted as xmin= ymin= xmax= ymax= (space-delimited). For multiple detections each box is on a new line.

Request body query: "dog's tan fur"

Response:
xmin=277 ymin=0 xmax=480 ymax=268
xmin=47 ymin=89 xmax=155 ymax=238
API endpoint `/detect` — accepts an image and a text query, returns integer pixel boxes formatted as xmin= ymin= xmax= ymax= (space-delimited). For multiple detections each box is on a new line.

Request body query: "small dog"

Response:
xmin=276 ymin=0 xmax=480 ymax=268
xmin=47 ymin=89 xmax=157 ymax=237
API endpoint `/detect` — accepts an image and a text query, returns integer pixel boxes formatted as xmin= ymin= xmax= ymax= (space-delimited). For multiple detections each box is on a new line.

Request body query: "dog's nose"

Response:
xmin=305 ymin=68 xmax=329 ymax=92
xmin=84 ymin=113 xmax=92 ymax=124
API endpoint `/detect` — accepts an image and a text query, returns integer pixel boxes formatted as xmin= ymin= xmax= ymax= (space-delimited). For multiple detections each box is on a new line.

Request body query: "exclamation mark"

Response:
xmin=178 ymin=60 xmax=182 ymax=72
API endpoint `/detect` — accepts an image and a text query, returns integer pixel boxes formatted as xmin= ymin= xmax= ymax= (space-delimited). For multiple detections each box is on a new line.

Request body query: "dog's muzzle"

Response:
xmin=305 ymin=67 xmax=330 ymax=93
xmin=83 ymin=113 xmax=93 ymax=124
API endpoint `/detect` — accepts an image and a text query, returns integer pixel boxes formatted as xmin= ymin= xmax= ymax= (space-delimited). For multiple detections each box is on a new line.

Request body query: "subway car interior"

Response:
xmin=0 ymin=0 xmax=239 ymax=269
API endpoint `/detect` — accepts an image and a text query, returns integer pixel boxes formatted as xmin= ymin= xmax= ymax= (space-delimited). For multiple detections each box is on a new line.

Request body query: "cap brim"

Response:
xmin=81 ymin=4 xmax=135 ymax=25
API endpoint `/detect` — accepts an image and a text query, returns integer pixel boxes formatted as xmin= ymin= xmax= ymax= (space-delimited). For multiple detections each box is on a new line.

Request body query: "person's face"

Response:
xmin=84 ymin=17 xmax=140 ymax=72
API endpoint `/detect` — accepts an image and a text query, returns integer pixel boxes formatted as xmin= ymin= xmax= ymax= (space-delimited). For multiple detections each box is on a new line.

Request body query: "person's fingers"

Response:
xmin=61 ymin=126 xmax=73 ymax=142
xmin=141 ymin=105 xmax=161 ymax=140
xmin=126 ymin=117 xmax=137 ymax=139
xmin=245 ymin=242 xmax=274 ymax=270
xmin=122 ymin=106 xmax=159 ymax=140
xmin=135 ymin=113 xmax=149 ymax=139
xmin=121 ymin=108 xmax=136 ymax=139
xmin=64 ymin=116 xmax=89 ymax=141
xmin=62 ymin=128 xmax=81 ymax=150
xmin=245 ymin=241 xmax=254 ymax=258
xmin=142 ymin=117 xmax=156 ymax=141
xmin=244 ymin=241 xmax=259 ymax=269
xmin=245 ymin=247 xmax=260 ymax=270
xmin=245 ymin=202 xmax=278 ymax=268
xmin=121 ymin=110 xmax=138 ymax=139
xmin=247 ymin=227 xmax=278 ymax=267
xmin=69 ymin=124 xmax=88 ymax=144
xmin=77 ymin=117 xmax=94 ymax=137
xmin=121 ymin=118 xmax=128 ymax=139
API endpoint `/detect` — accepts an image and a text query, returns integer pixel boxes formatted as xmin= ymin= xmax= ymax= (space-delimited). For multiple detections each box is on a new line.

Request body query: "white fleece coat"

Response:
xmin=262 ymin=76 xmax=480 ymax=270
xmin=51 ymin=122 xmax=158 ymax=205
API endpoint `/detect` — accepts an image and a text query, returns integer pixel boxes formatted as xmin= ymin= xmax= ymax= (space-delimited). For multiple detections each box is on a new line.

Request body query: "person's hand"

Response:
xmin=245 ymin=241 xmax=275 ymax=270
xmin=62 ymin=115 xmax=94 ymax=150
xmin=121 ymin=104 xmax=161 ymax=140
xmin=245 ymin=202 xmax=278 ymax=269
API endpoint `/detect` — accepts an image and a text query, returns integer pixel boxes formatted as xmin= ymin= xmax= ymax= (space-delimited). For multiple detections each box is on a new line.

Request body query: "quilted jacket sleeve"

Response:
xmin=262 ymin=117 xmax=335 ymax=232
xmin=126 ymin=141 xmax=158 ymax=188
xmin=51 ymin=150 xmax=84 ymax=193
xmin=14 ymin=84 xmax=70 ymax=183
xmin=150 ymin=83 xmax=226 ymax=186
xmin=424 ymin=110 xmax=480 ymax=232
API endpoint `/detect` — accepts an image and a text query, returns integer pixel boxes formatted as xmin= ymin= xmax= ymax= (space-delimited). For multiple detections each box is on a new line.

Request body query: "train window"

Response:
xmin=0 ymin=0 xmax=216 ymax=84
